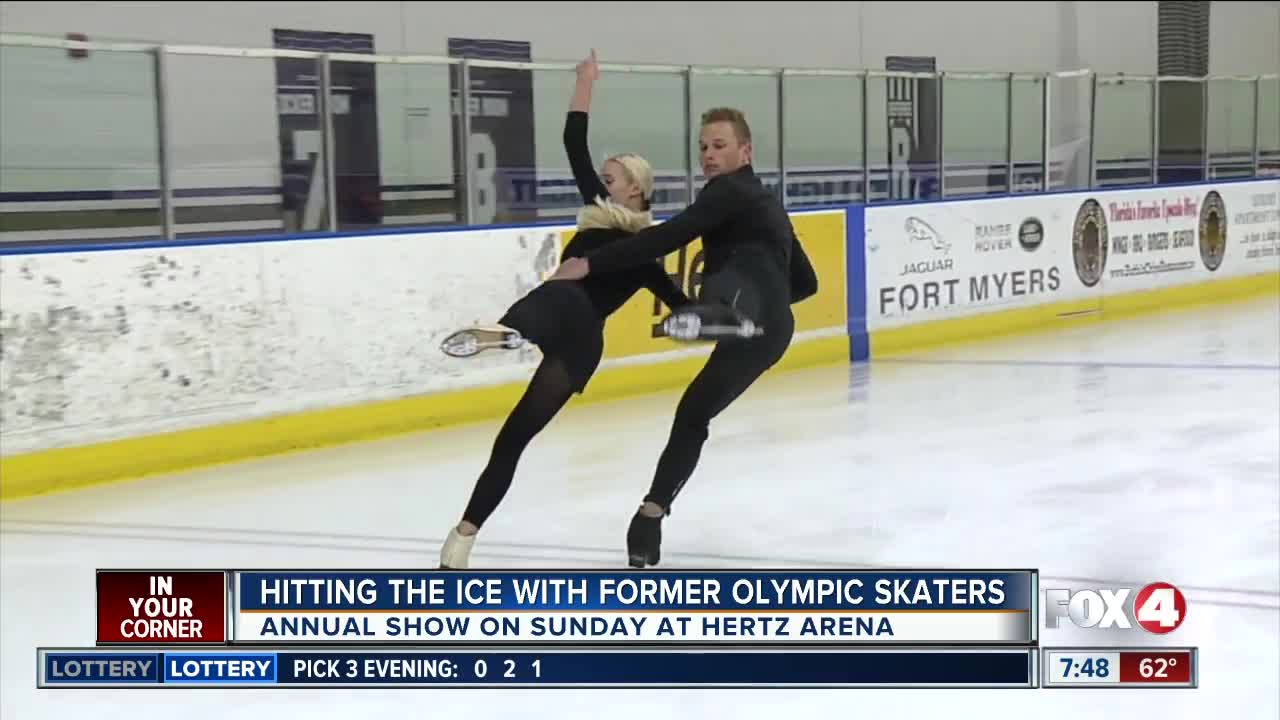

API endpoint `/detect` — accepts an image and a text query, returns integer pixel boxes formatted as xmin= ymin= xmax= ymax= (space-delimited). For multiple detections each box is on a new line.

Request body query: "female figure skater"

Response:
xmin=437 ymin=50 xmax=689 ymax=569
xmin=549 ymin=107 xmax=818 ymax=568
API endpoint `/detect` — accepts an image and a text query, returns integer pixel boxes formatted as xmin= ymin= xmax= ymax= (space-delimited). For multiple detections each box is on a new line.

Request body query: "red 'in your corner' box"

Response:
xmin=96 ymin=571 xmax=228 ymax=644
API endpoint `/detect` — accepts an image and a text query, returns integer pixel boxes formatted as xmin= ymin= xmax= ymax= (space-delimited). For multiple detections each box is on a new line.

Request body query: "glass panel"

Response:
xmin=1011 ymin=76 xmax=1046 ymax=193
xmin=941 ymin=76 xmax=1009 ymax=198
xmin=782 ymin=74 xmax=863 ymax=207
xmin=865 ymin=72 xmax=941 ymax=202
xmin=1093 ymin=76 xmax=1154 ymax=187
xmin=449 ymin=58 xmax=535 ymax=225
xmin=329 ymin=60 xmax=459 ymax=231
xmin=690 ymin=72 xmax=779 ymax=197
xmin=1157 ymin=79 xmax=1206 ymax=185
xmin=531 ymin=68 xmax=688 ymax=223
xmin=0 ymin=45 xmax=159 ymax=246
xmin=1207 ymin=77 xmax=1258 ymax=180
xmin=1260 ymin=76 xmax=1280 ymax=176
xmin=1047 ymin=72 xmax=1093 ymax=191
xmin=864 ymin=76 xmax=889 ymax=202
xmin=162 ymin=54 xmax=321 ymax=237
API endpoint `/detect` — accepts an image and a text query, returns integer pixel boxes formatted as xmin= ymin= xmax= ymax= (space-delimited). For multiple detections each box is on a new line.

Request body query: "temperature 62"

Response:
xmin=1139 ymin=656 xmax=1177 ymax=678
xmin=1118 ymin=650 xmax=1194 ymax=684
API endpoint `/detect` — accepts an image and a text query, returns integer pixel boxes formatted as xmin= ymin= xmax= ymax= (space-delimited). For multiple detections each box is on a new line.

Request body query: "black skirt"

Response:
xmin=499 ymin=280 xmax=606 ymax=394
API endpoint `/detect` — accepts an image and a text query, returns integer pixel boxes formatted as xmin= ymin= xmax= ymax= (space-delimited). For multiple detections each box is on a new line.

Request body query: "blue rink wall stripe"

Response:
xmin=879 ymin=358 xmax=1280 ymax=372
xmin=845 ymin=205 xmax=869 ymax=362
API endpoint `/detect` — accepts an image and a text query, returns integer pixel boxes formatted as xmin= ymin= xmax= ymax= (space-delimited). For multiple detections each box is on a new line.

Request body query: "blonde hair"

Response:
xmin=576 ymin=152 xmax=655 ymax=233
xmin=700 ymin=107 xmax=752 ymax=145
xmin=577 ymin=195 xmax=653 ymax=234
xmin=605 ymin=153 xmax=655 ymax=207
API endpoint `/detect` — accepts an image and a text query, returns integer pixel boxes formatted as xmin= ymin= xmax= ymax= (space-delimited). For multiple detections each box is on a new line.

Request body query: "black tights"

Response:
xmin=460 ymin=280 xmax=602 ymax=530
xmin=461 ymin=357 xmax=575 ymax=529
xmin=644 ymin=266 xmax=794 ymax=511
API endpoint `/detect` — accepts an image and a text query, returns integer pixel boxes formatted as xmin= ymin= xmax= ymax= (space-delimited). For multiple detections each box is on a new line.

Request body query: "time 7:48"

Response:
xmin=1060 ymin=656 xmax=1110 ymax=678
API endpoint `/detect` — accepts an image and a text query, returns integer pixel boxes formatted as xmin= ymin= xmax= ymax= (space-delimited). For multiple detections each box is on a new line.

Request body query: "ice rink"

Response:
xmin=3 ymin=296 xmax=1278 ymax=719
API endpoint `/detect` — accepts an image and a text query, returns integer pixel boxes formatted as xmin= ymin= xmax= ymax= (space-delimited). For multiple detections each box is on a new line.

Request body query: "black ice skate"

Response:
xmin=626 ymin=510 xmax=663 ymax=568
xmin=661 ymin=306 xmax=764 ymax=342
xmin=440 ymin=325 xmax=525 ymax=358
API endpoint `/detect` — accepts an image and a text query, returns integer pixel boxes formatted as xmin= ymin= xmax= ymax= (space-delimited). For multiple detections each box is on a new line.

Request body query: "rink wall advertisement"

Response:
xmin=0 ymin=179 xmax=1274 ymax=463
xmin=862 ymin=179 xmax=1279 ymax=331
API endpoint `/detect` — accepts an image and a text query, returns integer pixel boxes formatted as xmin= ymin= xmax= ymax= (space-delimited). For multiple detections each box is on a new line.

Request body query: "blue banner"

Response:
xmin=235 ymin=570 xmax=1033 ymax=612
xmin=39 ymin=648 xmax=1034 ymax=688
xmin=163 ymin=653 xmax=278 ymax=684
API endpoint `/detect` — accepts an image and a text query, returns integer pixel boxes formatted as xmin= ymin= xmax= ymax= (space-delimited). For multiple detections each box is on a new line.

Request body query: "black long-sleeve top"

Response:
xmin=558 ymin=111 xmax=690 ymax=318
xmin=584 ymin=164 xmax=819 ymax=304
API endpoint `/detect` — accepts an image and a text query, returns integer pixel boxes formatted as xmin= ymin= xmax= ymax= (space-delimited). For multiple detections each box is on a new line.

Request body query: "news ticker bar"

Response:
xmin=36 ymin=647 xmax=1199 ymax=689
xmin=97 ymin=569 xmax=1039 ymax=645
xmin=42 ymin=647 xmax=1037 ymax=689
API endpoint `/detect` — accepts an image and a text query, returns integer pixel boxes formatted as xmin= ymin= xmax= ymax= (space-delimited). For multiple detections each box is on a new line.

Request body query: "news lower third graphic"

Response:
xmin=31 ymin=569 xmax=1200 ymax=689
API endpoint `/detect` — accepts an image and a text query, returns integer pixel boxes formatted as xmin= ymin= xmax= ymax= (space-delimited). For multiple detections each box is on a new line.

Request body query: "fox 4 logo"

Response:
xmin=1045 ymin=582 xmax=1187 ymax=634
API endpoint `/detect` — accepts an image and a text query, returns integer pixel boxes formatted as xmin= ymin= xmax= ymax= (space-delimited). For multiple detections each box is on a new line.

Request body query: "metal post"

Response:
xmin=860 ymin=73 xmax=869 ymax=203
xmin=683 ymin=66 xmax=695 ymax=203
xmin=1087 ymin=71 xmax=1098 ymax=189
xmin=1201 ymin=77 xmax=1210 ymax=180
xmin=777 ymin=69 xmax=786 ymax=205
xmin=1151 ymin=78 xmax=1160 ymax=184
xmin=459 ymin=60 xmax=473 ymax=225
xmin=1041 ymin=74 xmax=1051 ymax=191
xmin=1252 ymin=76 xmax=1262 ymax=177
xmin=1152 ymin=78 xmax=1162 ymax=183
xmin=1005 ymin=73 xmax=1014 ymax=194
xmin=319 ymin=54 xmax=338 ymax=231
xmin=936 ymin=72 xmax=944 ymax=198
xmin=151 ymin=46 xmax=175 ymax=241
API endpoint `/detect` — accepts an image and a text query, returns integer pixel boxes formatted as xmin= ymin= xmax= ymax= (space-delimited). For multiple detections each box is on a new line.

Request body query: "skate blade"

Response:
xmin=628 ymin=552 xmax=660 ymax=569
xmin=662 ymin=313 xmax=764 ymax=342
xmin=440 ymin=327 xmax=524 ymax=358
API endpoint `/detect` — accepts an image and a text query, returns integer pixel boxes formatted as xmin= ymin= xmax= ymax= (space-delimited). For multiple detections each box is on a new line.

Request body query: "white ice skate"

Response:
xmin=440 ymin=325 xmax=525 ymax=358
xmin=439 ymin=527 xmax=476 ymax=569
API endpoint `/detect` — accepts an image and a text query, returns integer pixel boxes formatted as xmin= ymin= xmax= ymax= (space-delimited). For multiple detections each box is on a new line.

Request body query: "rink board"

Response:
xmin=0 ymin=209 xmax=849 ymax=499
xmin=2 ymin=179 xmax=1277 ymax=500
xmin=855 ymin=178 xmax=1280 ymax=356
xmin=858 ymin=179 xmax=1280 ymax=357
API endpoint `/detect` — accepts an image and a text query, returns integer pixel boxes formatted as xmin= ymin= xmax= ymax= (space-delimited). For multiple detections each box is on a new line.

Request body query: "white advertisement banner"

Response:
xmin=1066 ymin=181 xmax=1278 ymax=292
xmin=866 ymin=180 xmax=1279 ymax=331
xmin=865 ymin=195 xmax=1081 ymax=330
xmin=1215 ymin=181 xmax=1280 ymax=275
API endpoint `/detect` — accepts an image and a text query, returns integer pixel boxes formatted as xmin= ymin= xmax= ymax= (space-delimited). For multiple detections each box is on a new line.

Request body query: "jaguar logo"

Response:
xmin=905 ymin=216 xmax=950 ymax=252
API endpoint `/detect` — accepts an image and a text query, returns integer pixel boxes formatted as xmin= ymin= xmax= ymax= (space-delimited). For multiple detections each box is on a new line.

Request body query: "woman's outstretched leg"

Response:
xmin=440 ymin=357 xmax=576 ymax=568
xmin=441 ymin=281 xmax=585 ymax=358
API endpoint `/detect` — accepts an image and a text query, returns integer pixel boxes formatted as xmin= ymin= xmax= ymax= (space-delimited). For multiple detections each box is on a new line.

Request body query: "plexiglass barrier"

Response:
xmin=1 ymin=33 xmax=1276 ymax=244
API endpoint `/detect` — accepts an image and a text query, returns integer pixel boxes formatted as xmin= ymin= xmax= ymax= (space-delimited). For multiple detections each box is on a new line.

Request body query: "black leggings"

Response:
xmin=644 ymin=264 xmax=795 ymax=511
xmin=461 ymin=281 xmax=603 ymax=529
xmin=462 ymin=355 xmax=576 ymax=528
